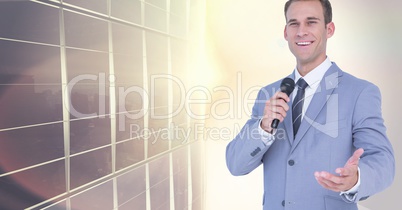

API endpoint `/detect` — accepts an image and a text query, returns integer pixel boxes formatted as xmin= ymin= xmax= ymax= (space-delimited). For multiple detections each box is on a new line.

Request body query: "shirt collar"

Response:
xmin=294 ymin=57 xmax=332 ymax=89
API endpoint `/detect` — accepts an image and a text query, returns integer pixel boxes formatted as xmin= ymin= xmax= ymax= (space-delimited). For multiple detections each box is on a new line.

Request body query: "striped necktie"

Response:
xmin=292 ymin=78 xmax=308 ymax=137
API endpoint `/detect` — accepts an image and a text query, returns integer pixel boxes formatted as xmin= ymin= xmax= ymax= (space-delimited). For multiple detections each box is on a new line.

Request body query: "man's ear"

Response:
xmin=326 ymin=22 xmax=335 ymax=38
xmin=284 ymin=25 xmax=288 ymax=41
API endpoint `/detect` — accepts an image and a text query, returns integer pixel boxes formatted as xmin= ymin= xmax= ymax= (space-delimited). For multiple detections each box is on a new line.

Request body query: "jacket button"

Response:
xmin=282 ymin=200 xmax=285 ymax=206
xmin=288 ymin=160 xmax=295 ymax=166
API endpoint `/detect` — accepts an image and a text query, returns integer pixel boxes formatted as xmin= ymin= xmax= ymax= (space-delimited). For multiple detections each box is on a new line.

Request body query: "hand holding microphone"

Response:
xmin=261 ymin=78 xmax=295 ymax=133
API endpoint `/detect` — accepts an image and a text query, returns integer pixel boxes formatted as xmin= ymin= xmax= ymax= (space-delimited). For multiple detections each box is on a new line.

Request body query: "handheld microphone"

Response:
xmin=271 ymin=77 xmax=295 ymax=129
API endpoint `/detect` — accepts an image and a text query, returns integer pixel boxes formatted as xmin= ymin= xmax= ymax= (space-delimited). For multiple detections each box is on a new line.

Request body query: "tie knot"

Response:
xmin=296 ymin=78 xmax=308 ymax=90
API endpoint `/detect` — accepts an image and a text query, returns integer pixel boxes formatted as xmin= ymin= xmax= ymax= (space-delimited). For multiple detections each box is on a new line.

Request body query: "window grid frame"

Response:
xmin=0 ymin=0 xmax=202 ymax=209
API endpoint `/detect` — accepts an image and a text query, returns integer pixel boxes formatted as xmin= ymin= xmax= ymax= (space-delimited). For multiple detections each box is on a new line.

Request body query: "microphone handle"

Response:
xmin=271 ymin=119 xmax=280 ymax=129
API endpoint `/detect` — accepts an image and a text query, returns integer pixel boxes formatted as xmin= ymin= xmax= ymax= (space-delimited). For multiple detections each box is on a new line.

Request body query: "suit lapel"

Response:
xmin=290 ymin=64 xmax=343 ymax=153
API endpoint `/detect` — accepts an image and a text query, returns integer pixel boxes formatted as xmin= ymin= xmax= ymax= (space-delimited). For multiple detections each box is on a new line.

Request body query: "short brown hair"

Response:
xmin=284 ymin=0 xmax=332 ymax=25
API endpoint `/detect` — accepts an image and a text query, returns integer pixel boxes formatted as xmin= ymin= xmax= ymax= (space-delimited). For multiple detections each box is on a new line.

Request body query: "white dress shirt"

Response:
xmin=258 ymin=57 xmax=331 ymax=144
xmin=293 ymin=57 xmax=332 ymax=119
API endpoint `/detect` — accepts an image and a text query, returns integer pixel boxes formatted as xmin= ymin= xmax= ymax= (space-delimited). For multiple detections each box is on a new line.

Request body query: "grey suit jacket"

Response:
xmin=226 ymin=63 xmax=395 ymax=210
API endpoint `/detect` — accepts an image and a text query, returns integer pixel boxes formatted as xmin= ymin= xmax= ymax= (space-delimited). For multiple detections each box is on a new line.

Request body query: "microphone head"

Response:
xmin=280 ymin=77 xmax=295 ymax=96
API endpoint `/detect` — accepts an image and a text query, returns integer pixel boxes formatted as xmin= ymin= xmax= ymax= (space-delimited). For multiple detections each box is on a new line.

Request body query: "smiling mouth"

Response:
xmin=296 ymin=41 xmax=313 ymax=46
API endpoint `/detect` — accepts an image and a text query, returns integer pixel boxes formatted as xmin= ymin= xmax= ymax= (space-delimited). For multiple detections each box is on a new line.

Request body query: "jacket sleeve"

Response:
xmin=226 ymin=87 xmax=274 ymax=176
xmin=351 ymin=83 xmax=395 ymax=202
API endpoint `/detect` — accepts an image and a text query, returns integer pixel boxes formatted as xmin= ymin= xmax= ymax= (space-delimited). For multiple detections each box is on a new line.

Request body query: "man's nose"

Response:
xmin=297 ymin=25 xmax=308 ymax=37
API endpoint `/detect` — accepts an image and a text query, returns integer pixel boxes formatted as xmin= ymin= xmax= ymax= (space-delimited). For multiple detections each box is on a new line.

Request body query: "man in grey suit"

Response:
xmin=226 ymin=0 xmax=395 ymax=209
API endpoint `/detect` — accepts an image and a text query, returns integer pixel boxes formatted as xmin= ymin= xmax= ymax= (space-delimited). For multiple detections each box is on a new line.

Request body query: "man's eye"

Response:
xmin=308 ymin=21 xmax=317 ymax=25
xmin=289 ymin=23 xmax=298 ymax=26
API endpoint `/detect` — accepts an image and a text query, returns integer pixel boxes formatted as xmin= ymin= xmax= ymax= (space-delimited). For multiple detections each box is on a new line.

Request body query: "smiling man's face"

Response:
xmin=284 ymin=1 xmax=335 ymax=74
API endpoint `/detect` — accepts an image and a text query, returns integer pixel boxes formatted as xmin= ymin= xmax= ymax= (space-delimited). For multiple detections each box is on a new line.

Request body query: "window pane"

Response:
xmin=114 ymin=54 xmax=143 ymax=85
xmin=64 ymin=11 xmax=108 ymax=51
xmin=0 ymin=1 xmax=59 ymax=44
xmin=149 ymin=154 xmax=169 ymax=186
xmin=116 ymin=84 xmax=144 ymax=113
xmin=147 ymin=132 xmax=169 ymax=158
xmin=191 ymin=142 xmax=203 ymax=204
xmin=66 ymin=48 xmax=110 ymax=118
xmin=148 ymin=115 xmax=168 ymax=158
xmin=116 ymin=138 xmax=144 ymax=170
xmin=150 ymin=179 xmax=170 ymax=210
xmin=0 ymin=85 xmax=62 ymax=129
xmin=111 ymin=0 xmax=141 ymax=24
xmin=66 ymin=48 xmax=109 ymax=81
xmin=146 ymin=0 xmax=166 ymax=9
xmin=112 ymin=23 xmax=142 ymax=56
xmin=147 ymin=31 xmax=169 ymax=117
xmin=148 ymin=108 xmax=169 ymax=131
xmin=42 ymin=201 xmax=67 ymax=210
xmin=171 ymin=38 xmax=187 ymax=107
xmin=149 ymin=155 xmax=170 ymax=210
xmin=69 ymin=84 xmax=110 ymax=118
xmin=173 ymin=147 xmax=188 ymax=209
xmin=0 ymin=40 xmax=61 ymax=84
xmin=171 ymin=0 xmax=187 ymax=17
xmin=144 ymin=4 xmax=167 ymax=32
xmin=171 ymin=111 xmax=188 ymax=148
xmin=70 ymin=117 xmax=111 ymax=154
xmin=64 ymin=0 xmax=107 ymax=15
xmin=0 ymin=123 xmax=64 ymax=173
xmin=149 ymin=75 xmax=168 ymax=109
xmin=146 ymin=32 xmax=167 ymax=74
xmin=70 ymin=147 xmax=112 ymax=189
xmin=116 ymin=114 xmax=144 ymax=141
xmin=70 ymin=180 xmax=113 ymax=210
xmin=114 ymin=53 xmax=144 ymax=113
xmin=0 ymin=160 xmax=66 ymax=210
xmin=119 ymin=192 xmax=146 ymax=210
xmin=117 ymin=165 xmax=146 ymax=205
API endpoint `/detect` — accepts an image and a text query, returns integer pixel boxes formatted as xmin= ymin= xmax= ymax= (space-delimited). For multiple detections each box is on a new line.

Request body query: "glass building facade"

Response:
xmin=0 ymin=0 xmax=205 ymax=209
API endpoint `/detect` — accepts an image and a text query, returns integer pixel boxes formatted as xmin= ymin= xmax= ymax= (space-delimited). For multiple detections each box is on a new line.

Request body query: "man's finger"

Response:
xmin=314 ymin=172 xmax=343 ymax=192
xmin=276 ymin=91 xmax=290 ymax=103
xmin=336 ymin=167 xmax=355 ymax=177
xmin=316 ymin=171 xmax=343 ymax=185
xmin=346 ymin=148 xmax=364 ymax=166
